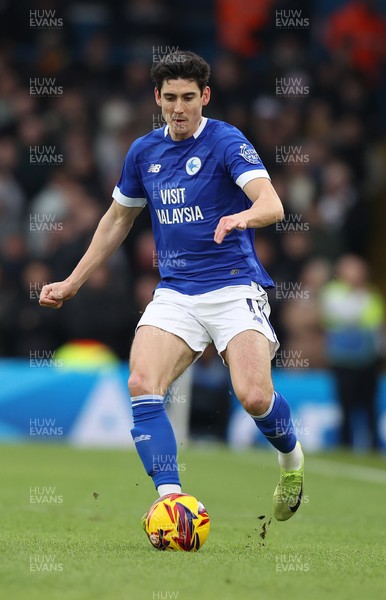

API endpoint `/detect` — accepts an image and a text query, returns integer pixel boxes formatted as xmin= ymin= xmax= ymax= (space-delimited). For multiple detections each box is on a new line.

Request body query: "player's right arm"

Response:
xmin=39 ymin=201 xmax=143 ymax=309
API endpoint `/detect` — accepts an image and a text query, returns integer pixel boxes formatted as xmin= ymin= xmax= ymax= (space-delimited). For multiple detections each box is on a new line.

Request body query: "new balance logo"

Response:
xmin=148 ymin=164 xmax=161 ymax=173
xmin=134 ymin=434 xmax=151 ymax=443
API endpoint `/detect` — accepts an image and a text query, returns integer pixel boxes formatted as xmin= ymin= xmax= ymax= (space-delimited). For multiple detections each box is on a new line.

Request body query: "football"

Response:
xmin=144 ymin=493 xmax=210 ymax=551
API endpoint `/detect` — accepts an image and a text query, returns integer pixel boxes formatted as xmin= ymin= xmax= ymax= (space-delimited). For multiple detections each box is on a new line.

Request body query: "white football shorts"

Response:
xmin=136 ymin=282 xmax=280 ymax=362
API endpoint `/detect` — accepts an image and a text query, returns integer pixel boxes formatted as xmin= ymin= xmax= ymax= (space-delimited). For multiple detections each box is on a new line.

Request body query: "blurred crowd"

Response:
xmin=0 ymin=0 xmax=385 ymax=445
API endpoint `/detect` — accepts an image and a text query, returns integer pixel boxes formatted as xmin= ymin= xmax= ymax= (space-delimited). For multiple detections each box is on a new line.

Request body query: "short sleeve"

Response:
xmin=224 ymin=129 xmax=270 ymax=190
xmin=112 ymin=144 xmax=147 ymax=208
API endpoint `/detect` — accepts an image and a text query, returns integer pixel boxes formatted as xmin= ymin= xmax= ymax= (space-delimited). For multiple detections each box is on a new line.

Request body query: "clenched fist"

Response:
xmin=39 ymin=280 xmax=78 ymax=309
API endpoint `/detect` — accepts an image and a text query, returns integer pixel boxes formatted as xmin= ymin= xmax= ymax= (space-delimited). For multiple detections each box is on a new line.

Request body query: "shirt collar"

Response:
xmin=164 ymin=117 xmax=208 ymax=139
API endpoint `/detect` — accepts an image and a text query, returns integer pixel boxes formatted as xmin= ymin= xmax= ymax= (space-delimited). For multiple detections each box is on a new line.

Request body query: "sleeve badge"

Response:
xmin=239 ymin=143 xmax=262 ymax=164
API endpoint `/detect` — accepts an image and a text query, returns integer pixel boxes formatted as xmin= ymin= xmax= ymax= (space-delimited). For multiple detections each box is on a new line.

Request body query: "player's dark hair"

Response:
xmin=151 ymin=51 xmax=210 ymax=94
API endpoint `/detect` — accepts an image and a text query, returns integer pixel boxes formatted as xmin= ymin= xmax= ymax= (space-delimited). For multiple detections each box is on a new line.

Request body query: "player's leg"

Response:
xmin=223 ymin=330 xmax=304 ymax=521
xmin=223 ymin=330 xmax=299 ymax=451
xmin=129 ymin=324 xmax=196 ymax=396
xmin=129 ymin=325 xmax=197 ymax=497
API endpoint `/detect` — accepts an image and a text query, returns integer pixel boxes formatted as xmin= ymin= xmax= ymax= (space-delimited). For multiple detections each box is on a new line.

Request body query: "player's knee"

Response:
xmin=239 ymin=385 xmax=273 ymax=416
xmin=128 ymin=372 xmax=159 ymax=397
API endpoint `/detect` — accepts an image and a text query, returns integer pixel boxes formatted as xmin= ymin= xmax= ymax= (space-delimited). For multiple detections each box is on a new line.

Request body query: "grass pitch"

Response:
xmin=0 ymin=443 xmax=385 ymax=600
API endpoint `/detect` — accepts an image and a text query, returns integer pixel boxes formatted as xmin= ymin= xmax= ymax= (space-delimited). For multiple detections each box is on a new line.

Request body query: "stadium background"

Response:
xmin=0 ymin=0 xmax=386 ymax=451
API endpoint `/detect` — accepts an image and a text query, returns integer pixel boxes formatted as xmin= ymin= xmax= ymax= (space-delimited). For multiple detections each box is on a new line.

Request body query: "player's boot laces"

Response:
xmin=273 ymin=452 xmax=304 ymax=521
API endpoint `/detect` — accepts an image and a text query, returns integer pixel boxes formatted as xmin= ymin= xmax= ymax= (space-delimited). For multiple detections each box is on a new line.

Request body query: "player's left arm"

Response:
xmin=214 ymin=178 xmax=284 ymax=244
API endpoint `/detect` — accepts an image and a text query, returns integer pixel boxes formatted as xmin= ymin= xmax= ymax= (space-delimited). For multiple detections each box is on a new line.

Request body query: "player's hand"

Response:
xmin=214 ymin=215 xmax=248 ymax=244
xmin=39 ymin=280 xmax=78 ymax=309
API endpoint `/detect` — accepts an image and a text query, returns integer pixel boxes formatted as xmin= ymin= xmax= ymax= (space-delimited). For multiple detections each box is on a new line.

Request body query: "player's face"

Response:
xmin=155 ymin=79 xmax=210 ymax=141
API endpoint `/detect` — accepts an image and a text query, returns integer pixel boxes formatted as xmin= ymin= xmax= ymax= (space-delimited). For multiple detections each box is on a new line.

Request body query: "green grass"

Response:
xmin=0 ymin=443 xmax=385 ymax=600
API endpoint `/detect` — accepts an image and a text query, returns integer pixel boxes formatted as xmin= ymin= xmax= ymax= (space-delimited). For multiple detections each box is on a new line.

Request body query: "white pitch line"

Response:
xmin=305 ymin=457 xmax=386 ymax=484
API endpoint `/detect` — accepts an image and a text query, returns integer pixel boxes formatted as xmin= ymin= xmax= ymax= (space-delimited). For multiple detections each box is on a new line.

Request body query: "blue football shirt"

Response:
xmin=113 ymin=117 xmax=275 ymax=294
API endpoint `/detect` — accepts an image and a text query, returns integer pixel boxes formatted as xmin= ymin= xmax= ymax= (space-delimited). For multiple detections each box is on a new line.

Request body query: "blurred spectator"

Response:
xmin=57 ymin=263 xmax=134 ymax=360
xmin=324 ymin=0 xmax=386 ymax=84
xmin=0 ymin=264 xmax=16 ymax=355
xmin=279 ymin=257 xmax=331 ymax=368
xmin=313 ymin=159 xmax=363 ymax=259
xmin=1 ymin=232 xmax=28 ymax=284
xmin=6 ymin=260 xmax=59 ymax=356
xmin=319 ymin=255 xmax=385 ymax=449
xmin=0 ymin=167 xmax=26 ymax=237
xmin=216 ymin=0 xmax=274 ymax=57
xmin=14 ymin=114 xmax=52 ymax=199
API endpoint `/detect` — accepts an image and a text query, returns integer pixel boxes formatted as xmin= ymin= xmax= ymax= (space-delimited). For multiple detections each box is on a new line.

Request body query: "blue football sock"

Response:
xmin=131 ymin=394 xmax=181 ymax=489
xmin=251 ymin=391 xmax=297 ymax=453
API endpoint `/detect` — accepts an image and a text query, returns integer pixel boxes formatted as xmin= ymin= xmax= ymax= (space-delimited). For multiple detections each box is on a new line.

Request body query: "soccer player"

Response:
xmin=40 ymin=51 xmax=304 ymax=522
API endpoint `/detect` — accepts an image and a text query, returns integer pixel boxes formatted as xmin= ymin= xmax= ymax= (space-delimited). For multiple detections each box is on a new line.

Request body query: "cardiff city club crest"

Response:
xmin=239 ymin=143 xmax=261 ymax=165
xmin=186 ymin=156 xmax=202 ymax=175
